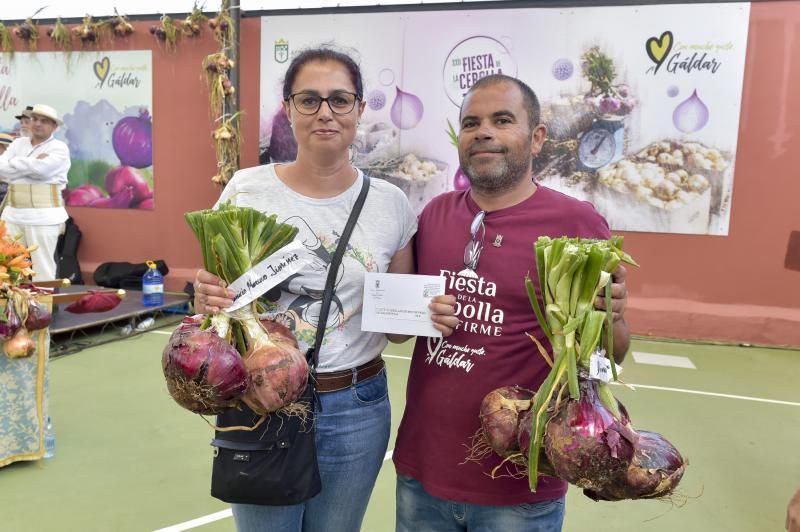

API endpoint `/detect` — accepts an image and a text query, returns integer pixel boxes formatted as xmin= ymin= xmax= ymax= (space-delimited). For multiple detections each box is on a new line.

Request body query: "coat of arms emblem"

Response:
xmin=274 ymin=39 xmax=289 ymax=63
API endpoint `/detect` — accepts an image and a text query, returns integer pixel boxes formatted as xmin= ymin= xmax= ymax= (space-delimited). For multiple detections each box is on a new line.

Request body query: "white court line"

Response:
xmin=153 ymin=509 xmax=233 ymax=532
xmin=609 ymin=382 xmax=800 ymax=407
xmin=149 ymin=330 xmax=173 ymax=335
xmin=632 ymin=351 xmax=696 ymax=369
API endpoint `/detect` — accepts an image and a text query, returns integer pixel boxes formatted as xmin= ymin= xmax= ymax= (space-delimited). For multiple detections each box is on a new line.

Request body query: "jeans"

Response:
xmin=231 ymin=369 xmax=391 ymax=532
xmin=396 ymin=474 xmax=565 ymax=532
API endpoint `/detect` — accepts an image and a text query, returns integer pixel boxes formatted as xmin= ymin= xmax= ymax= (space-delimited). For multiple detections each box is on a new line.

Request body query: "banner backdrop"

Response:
xmin=260 ymin=3 xmax=750 ymax=235
xmin=0 ymin=51 xmax=154 ymax=210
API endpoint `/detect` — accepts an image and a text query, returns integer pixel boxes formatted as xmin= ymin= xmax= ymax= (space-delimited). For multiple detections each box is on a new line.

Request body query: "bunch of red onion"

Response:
xmin=2 ymin=290 xmax=51 ymax=359
xmin=162 ymin=205 xmax=307 ymax=418
xmin=161 ymin=313 xmax=308 ymax=416
xmin=475 ymin=379 xmax=686 ymax=501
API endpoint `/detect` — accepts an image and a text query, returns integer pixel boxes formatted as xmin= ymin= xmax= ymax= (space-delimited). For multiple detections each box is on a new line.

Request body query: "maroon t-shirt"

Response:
xmin=393 ymin=185 xmax=611 ymax=505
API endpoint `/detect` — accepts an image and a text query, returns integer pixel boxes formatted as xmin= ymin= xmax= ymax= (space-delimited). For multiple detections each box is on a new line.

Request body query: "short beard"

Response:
xmin=462 ymin=145 xmax=532 ymax=196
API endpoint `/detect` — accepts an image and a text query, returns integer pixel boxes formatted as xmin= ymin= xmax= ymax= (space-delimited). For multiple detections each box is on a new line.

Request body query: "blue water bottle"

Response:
xmin=44 ymin=416 xmax=55 ymax=458
xmin=142 ymin=260 xmax=164 ymax=307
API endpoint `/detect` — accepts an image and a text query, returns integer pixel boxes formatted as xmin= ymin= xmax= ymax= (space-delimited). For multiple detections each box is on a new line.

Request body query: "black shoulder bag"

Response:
xmin=210 ymin=174 xmax=371 ymax=506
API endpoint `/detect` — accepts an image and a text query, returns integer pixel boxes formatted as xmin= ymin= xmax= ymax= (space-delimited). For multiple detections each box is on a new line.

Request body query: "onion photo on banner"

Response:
xmin=0 ymin=50 xmax=154 ymax=210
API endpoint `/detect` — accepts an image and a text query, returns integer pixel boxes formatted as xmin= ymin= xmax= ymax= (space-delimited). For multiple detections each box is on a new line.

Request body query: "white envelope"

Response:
xmin=361 ymin=272 xmax=445 ymax=337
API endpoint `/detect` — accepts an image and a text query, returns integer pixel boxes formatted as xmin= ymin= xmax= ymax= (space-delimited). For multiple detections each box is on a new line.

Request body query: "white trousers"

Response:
xmin=4 ymin=221 xmax=64 ymax=282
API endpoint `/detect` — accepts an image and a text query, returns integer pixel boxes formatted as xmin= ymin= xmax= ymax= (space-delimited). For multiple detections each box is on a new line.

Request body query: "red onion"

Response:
xmin=0 ymin=322 xmax=15 ymax=340
xmin=267 ymin=109 xmax=297 ymax=163
xmin=162 ymin=328 xmax=248 ymax=415
xmin=2 ymin=304 xmax=22 ymax=339
xmin=240 ymin=319 xmax=308 ymax=414
xmin=24 ymin=300 xmax=51 ymax=331
xmin=137 ymin=198 xmax=155 ymax=210
xmin=173 ymin=314 xmax=205 ymax=338
xmin=66 ymin=184 xmax=105 ymax=207
xmin=582 ymin=430 xmax=687 ymax=501
xmin=105 ymin=166 xmax=151 ymax=204
xmin=516 ymin=409 xmax=557 ymax=477
xmin=241 ymin=342 xmax=308 ymax=415
xmin=390 ymin=86 xmax=424 ymax=130
xmin=89 ymin=185 xmax=134 ymax=209
xmin=112 ymin=109 xmax=153 ymax=168
xmin=259 ymin=318 xmax=300 ymax=348
xmin=543 ymin=380 xmax=638 ymax=491
xmin=453 ymin=167 xmax=471 ymax=190
xmin=479 ymin=385 xmax=533 ymax=458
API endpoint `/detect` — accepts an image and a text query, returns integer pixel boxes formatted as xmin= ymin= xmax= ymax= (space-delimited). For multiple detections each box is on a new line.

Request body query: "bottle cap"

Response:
xmin=146 ymin=260 xmax=157 ymax=269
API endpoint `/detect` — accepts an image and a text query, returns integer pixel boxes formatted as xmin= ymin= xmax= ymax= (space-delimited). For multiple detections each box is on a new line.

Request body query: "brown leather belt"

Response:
xmin=314 ymin=356 xmax=385 ymax=393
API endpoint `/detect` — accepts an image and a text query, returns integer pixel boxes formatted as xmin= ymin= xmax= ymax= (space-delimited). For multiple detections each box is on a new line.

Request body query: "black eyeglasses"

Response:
xmin=463 ymin=210 xmax=486 ymax=274
xmin=287 ymin=91 xmax=360 ymax=115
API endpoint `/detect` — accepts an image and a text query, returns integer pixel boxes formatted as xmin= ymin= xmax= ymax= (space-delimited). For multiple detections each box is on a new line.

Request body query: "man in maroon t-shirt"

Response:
xmin=393 ymin=75 xmax=631 ymax=531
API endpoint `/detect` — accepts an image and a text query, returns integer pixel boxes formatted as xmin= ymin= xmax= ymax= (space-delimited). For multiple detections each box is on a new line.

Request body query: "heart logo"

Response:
xmin=93 ymin=56 xmax=110 ymax=84
xmin=425 ymin=336 xmax=444 ymax=364
xmin=646 ymin=31 xmax=673 ymax=72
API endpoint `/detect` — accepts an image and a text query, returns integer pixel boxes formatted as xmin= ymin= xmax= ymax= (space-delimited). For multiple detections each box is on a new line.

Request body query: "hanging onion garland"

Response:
xmin=47 ymin=18 xmax=73 ymax=52
xmin=72 ymin=15 xmax=111 ymax=47
xmin=181 ymin=2 xmax=208 ymax=37
xmin=208 ymin=2 xmax=234 ymax=47
xmin=203 ymin=52 xmax=236 ymax=118
xmin=211 ymin=113 xmax=241 ymax=186
xmin=109 ymin=9 xmax=135 ymax=38
xmin=0 ymin=23 xmax=15 ymax=54
xmin=13 ymin=9 xmax=45 ymax=52
xmin=205 ymin=0 xmax=239 ymax=187
xmin=150 ymin=15 xmax=179 ymax=50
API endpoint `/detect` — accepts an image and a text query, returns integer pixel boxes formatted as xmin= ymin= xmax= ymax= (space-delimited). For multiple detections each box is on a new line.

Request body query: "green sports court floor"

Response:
xmin=2 ymin=323 xmax=798 ymax=532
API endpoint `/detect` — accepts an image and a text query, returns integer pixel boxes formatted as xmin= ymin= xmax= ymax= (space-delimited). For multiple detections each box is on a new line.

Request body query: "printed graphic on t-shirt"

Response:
xmin=423 ymin=268 xmax=504 ymax=373
xmin=260 ymin=216 xmax=376 ymax=348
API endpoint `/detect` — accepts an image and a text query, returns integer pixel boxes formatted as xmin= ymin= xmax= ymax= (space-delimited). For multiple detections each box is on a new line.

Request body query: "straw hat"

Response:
xmin=30 ymin=104 xmax=63 ymax=126
xmin=14 ymin=106 xmax=33 ymax=120
xmin=0 ymin=133 xmax=14 ymax=145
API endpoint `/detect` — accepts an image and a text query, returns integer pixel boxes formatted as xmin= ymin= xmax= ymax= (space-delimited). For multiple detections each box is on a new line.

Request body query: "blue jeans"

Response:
xmin=231 ymin=369 xmax=391 ymax=532
xmin=396 ymin=474 xmax=565 ymax=532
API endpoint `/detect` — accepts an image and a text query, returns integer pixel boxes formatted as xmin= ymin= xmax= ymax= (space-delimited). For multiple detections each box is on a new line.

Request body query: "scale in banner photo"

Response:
xmin=576 ymin=115 xmax=626 ymax=171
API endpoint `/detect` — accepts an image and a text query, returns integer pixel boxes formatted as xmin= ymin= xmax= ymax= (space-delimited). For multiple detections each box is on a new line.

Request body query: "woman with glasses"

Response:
xmin=193 ymin=47 xmax=457 ymax=532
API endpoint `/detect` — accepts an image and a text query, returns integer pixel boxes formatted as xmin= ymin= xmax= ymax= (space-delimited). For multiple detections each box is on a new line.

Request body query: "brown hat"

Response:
xmin=0 ymin=133 xmax=14 ymax=145
xmin=14 ymin=106 xmax=33 ymax=120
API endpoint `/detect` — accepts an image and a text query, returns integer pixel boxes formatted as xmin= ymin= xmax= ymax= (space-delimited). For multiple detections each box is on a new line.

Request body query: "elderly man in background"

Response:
xmin=15 ymin=105 xmax=33 ymax=138
xmin=0 ymin=104 xmax=70 ymax=281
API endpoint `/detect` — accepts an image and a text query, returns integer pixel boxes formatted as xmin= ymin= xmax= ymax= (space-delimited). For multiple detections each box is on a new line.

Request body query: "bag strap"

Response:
xmin=306 ymin=173 xmax=371 ymax=371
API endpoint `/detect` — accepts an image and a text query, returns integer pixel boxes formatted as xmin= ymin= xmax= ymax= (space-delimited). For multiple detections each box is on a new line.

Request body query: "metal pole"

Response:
xmin=222 ymin=0 xmax=241 ymax=174
xmin=227 ymin=0 xmax=241 ymax=114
